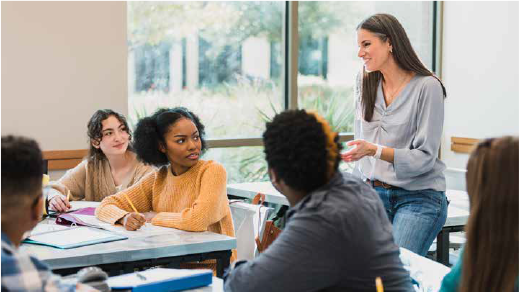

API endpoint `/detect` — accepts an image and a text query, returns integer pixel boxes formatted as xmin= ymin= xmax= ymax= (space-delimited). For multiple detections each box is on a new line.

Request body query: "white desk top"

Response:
xmin=22 ymin=203 xmax=236 ymax=270
xmin=227 ymin=181 xmax=469 ymax=227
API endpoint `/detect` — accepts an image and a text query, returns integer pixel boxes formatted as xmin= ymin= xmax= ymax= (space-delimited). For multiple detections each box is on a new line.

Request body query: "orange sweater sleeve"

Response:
xmin=151 ymin=163 xmax=229 ymax=232
xmin=95 ymin=171 xmax=156 ymax=224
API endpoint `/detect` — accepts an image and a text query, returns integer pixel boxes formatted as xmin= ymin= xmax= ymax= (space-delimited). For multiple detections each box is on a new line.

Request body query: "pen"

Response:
xmin=136 ymin=272 xmax=147 ymax=281
xmin=376 ymin=277 xmax=384 ymax=292
xmin=124 ymin=194 xmax=141 ymax=215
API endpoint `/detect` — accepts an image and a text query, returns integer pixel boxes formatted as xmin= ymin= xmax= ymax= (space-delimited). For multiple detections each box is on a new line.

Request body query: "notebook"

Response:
xmin=108 ymin=268 xmax=212 ymax=292
xmin=23 ymin=226 xmax=127 ymax=249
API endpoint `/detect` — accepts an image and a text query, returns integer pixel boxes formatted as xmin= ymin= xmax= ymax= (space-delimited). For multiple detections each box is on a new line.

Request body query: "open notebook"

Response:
xmin=23 ymin=226 xmax=127 ymax=249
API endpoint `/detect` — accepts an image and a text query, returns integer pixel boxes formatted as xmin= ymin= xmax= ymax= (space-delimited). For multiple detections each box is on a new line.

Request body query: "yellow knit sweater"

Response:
xmin=95 ymin=160 xmax=236 ymax=265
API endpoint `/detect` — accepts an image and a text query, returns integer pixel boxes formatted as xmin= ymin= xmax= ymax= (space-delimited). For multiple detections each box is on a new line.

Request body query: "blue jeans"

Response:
xmin=374 ymin=187 xmax=448 ymax=256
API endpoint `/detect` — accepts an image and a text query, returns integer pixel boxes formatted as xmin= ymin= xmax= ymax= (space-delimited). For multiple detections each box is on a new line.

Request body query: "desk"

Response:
xmin=227 ymin=181 xmax=469 ymax=266
xmin=22 ymin=204 xmax=236 ymax=278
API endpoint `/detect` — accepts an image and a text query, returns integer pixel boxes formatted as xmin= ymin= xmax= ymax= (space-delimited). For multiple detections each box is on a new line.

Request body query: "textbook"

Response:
xmin=23 ymin=226 xmax=127 ymax=249
xmin=107 ymin=268 xmax=213 ymax=292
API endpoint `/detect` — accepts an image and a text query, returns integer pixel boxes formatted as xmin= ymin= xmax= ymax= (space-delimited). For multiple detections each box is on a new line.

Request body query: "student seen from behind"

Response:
xmin=1 ymin=135 xmax=97 ymax=292
xmin=224 ymin=110 xmax=412 ymax=292
xmin=440 ymin=136 xmax=518 ymax=292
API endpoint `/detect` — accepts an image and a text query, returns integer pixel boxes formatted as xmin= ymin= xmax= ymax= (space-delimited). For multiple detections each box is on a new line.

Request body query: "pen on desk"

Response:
xmin=376 ymin=277 xmax=384 ymax=292
xmin=136 ymin=272 xmax=147 ymax=281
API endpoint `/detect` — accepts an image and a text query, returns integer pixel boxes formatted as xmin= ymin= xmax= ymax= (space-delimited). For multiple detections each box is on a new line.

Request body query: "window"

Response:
xmin=297 ymin=1 xmax=435 ymax=135
xmin=128 ymin=2 xmax=284 ymax=141
xmin=128 ymin=2 xmax=438 ymax=183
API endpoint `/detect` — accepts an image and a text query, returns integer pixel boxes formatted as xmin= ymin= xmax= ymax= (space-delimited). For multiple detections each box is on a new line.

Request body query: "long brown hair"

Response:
xmin=356 ymin=13 xmax=447 ymax=121
xmin=461 ymin=136 xmax=519 ymax=292
xmin=87 ymin=109 xmax=133 ymax=164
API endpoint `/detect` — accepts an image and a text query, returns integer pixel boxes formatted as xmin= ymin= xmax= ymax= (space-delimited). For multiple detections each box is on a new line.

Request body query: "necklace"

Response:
xmin=383 ymin=74 xmax=412 ymax=105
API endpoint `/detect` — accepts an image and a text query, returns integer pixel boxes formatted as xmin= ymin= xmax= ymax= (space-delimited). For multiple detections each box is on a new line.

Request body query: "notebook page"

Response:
xmin=30 ymin=223 xmax=69 ymax=236
xmin=28 ymin=227 xmax=118 ymax=247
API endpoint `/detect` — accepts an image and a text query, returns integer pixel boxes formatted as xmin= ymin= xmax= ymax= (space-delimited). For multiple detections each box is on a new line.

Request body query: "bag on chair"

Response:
xmin=252 ymin=193 xmax=284 ymax=253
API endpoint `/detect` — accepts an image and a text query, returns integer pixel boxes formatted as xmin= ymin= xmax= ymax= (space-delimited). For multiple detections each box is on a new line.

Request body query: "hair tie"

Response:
xmin=307 ymin=111 xmax=339 ymax=180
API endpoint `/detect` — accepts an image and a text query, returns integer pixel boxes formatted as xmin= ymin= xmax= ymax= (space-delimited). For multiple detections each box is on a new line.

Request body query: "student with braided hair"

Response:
xmin=224 ymin=109 xmax=412 ymax=292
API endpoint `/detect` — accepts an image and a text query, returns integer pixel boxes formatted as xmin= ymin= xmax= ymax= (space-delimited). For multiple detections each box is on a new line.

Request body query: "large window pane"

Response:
xmin=128 ymin=2 xmax=284 ymax=138
xmin=297 ymin=2 xmax=434 ymax=134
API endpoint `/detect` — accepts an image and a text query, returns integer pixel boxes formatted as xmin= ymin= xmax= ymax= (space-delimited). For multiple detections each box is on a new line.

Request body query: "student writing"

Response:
xmin=49 ymin=109 xmax=154 ymax=211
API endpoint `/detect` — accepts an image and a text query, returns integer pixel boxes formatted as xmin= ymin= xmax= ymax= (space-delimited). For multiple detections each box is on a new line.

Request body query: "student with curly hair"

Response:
xmin=224 ymin=110 xmax=412 ymax=292
xmin=95 ymin=107 xmax=236 ymax=268
xmin=48 ymin=109 xmax=154 ymax=212
xmin=440 ymin=136 xmax=518 ymax=292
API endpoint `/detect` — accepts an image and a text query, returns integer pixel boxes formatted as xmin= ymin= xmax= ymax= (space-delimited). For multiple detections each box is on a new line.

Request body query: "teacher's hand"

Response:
xmin=121 ymin=212 xmax=146 ymax=231
xmin=341 ymin=139 xmax=376 ymax=162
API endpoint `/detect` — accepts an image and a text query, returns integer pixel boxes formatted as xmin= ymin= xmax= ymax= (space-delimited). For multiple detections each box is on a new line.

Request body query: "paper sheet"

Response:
xmin=29 ymin=223 xmax=69 ymax=236
xmin=73 ymin=214 xmax=181 ymax=239
xmin=28 ymin=227 xmax=123 ymax=248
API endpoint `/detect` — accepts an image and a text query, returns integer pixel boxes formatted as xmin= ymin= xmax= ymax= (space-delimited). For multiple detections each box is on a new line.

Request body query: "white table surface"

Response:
xmin=227 ymin=181 xmax=470 ymax=227
xmin=22 ymin=202 xmax=236 ymax=270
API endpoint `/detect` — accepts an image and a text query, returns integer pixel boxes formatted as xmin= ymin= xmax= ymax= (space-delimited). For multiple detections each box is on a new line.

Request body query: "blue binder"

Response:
xmin=108 ymin=268 xmax=213 ymax=291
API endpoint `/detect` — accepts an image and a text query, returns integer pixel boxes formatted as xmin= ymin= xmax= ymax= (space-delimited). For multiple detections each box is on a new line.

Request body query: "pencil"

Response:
xmin=123 ymin=193 xmax=141 ymax=215
xmin=66 ymin=190 xmax=71 ymax=201
xmin=376 ymin=277 xmax=384 ymax=292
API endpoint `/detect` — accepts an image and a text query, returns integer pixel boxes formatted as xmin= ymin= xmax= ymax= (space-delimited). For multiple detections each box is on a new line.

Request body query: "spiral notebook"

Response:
xmin=23 ymin=226 xmax=127 ymax=249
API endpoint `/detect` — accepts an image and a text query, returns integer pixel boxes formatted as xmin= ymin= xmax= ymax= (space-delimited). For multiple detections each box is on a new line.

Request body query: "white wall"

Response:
xmin=1 ymin=2 xmax=127 ymax=152
xmin=441 ymin=1 xmax=519 ymax=171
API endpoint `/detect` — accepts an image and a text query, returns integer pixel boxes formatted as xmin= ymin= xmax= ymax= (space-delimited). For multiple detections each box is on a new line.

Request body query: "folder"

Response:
xmin=23 ymin=226 xmax=127 ymax=249
xmin=107 ymin=268 xmax=213 ymax=291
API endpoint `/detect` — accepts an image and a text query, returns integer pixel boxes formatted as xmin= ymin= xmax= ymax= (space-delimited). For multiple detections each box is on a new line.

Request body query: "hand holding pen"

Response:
xmin=120 ymin=194 xmax=146 ymax=231
xmin=49 ymin=189 xmax=72 ymax=212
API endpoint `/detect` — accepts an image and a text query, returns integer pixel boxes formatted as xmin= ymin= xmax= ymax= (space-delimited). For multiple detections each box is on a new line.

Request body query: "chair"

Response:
xmin=229 ymin=201 xmax=272 ymax=261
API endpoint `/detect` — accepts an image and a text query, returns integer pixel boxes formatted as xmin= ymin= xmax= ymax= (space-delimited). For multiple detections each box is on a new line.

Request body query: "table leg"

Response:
xmin=436 ymin=229 xmax=450 ymax=266
xmin=216 ymin=250 xmax=231 ymax=278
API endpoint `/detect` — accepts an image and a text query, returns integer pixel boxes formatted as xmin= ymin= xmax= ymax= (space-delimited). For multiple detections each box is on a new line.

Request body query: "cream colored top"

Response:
xmin=49 ymin=158 xmax=155 ymax=202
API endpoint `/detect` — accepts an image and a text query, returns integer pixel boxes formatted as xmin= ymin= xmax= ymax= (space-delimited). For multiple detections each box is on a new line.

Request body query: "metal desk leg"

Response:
xmin=437 ymin=229 xmax=450 ymax=266
xmin=216 ymin=250 xmax=232 ymax=278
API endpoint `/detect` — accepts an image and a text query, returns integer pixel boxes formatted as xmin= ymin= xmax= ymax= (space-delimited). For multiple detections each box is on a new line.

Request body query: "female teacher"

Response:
xmin=342 ymin=13 xmax=448 ymax=256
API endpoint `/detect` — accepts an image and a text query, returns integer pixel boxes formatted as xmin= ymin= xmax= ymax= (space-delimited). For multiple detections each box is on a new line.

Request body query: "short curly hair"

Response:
xmin=133 ymin=107 xmax=207 ymax=167
xmin=263 ymin=109 xmax=342 ymax=193
xmin=1 ymin=135 xmax=44 ymax=208
xmin=87 ymin=109 xmax=133 ymax=163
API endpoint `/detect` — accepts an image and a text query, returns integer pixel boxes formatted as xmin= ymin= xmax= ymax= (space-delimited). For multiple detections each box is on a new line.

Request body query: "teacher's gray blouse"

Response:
xmin=352 ymin=74 xmax=446 ymax=192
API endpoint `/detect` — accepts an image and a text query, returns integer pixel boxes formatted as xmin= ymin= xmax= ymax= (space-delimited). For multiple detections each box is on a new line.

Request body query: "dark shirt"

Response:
xmin=224 ymin=172 xmax=413 ymax=292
